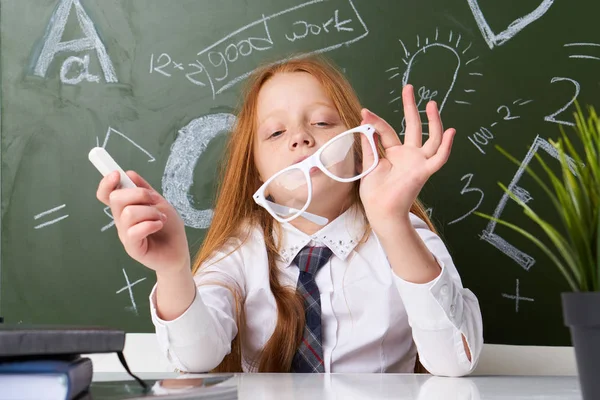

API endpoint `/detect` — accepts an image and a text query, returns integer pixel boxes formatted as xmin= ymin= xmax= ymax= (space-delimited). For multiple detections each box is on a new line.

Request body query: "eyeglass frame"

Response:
xmin=252 ymin=124 xmax=378 ymax=225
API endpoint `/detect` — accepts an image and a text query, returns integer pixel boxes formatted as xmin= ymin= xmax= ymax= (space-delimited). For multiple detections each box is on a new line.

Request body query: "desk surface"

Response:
xmin=91 ymin=373 xmax=582 ymax=399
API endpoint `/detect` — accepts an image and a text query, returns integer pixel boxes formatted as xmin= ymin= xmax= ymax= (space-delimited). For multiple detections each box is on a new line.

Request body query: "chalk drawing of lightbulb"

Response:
xmin=386 ymin=28 xmax=482 ymax=134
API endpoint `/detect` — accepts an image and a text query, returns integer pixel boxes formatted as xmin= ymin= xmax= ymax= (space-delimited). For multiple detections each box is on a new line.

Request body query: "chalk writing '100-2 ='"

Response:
xmin=467 ymin=99 xmax=532 ymax=154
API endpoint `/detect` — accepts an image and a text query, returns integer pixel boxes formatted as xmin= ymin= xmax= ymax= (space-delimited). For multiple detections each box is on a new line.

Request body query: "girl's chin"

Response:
xmin=308 ymin=184 xmax=353 ymax=208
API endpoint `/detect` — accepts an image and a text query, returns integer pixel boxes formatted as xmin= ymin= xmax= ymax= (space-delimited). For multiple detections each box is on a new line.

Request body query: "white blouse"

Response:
xmin=149 ymin=207 xmax=483 ymax=376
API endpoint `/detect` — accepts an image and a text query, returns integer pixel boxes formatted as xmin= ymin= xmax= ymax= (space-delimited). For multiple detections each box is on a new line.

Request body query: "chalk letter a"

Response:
xmin=34 ymin=0 xmax=117 ymax=83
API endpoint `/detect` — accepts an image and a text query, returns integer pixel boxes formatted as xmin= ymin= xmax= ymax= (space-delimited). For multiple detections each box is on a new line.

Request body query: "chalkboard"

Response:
xmin=1 ymin=0 xmax=599 ymax=346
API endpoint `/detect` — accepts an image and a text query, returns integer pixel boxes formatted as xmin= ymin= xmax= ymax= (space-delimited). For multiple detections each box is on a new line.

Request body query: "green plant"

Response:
xmin=476 ymin=105 xmax=599 ymax=292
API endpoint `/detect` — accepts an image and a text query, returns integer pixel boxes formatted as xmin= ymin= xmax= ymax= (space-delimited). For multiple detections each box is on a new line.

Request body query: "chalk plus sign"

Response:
xmin=502 ymin=279 xmax=534 ymax=312
xmin=116 ymin=269 xmax=147 ymax=315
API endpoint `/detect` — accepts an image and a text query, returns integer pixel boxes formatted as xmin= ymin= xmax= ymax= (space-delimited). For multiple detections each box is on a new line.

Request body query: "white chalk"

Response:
xmin=88 ymin=147 xmax=136 ymax=189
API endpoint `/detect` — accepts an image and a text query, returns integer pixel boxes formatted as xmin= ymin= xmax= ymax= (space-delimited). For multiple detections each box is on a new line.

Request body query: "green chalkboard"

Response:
xmin=1 ymin=0 xmax=599 ymax=345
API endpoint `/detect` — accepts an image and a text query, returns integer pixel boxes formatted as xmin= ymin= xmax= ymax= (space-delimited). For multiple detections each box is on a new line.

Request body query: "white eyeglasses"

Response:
xmin=253 ymin=124 xmax=378 ymax=225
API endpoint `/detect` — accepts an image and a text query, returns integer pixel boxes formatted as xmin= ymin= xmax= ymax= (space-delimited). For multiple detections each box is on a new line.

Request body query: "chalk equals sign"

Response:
xmin=564 ymin=43 xmax=600 ymax=61
xmin=34 ymin=204 xmax=69 ymax=229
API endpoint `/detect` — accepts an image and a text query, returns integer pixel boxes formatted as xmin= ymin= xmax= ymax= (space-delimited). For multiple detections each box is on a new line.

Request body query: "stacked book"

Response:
xmin=0 ymin=325 xmax=239 ymax=400
xmin=0 ymin=325 xmax=126 ymax=400
xmin=0 ymin=356 xmax=93 ymax=400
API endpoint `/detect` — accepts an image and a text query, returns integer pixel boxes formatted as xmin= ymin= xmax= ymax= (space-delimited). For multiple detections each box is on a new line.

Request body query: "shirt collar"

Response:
xmin=274 ymin=205 xmax=368 ymax=267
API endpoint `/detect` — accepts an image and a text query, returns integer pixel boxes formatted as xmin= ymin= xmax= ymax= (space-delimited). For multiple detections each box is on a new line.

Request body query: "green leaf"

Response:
xmin=559 ymin=130 xmax=591 ymax=221
xmin=531 ymin=149 xmax=588 ymax=286
xmin=555 ymin=139 xmax=594 ymax=289
xmin=597 ymin=205 xmax=600 ymax=291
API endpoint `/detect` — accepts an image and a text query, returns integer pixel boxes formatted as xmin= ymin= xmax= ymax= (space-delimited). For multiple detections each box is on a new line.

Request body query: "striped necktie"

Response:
xmin=291 ymin=246 xmax=333 ymax=373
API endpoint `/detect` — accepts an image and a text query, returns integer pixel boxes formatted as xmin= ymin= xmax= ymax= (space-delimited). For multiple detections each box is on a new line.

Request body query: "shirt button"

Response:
xmin=440 ymin=284 xmax=449 ymax=296
xmin=450 ymin=304 xmax=456 ymax=316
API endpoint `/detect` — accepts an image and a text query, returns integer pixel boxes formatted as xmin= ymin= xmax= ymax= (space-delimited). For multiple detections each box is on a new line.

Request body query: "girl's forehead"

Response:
xmin=256 ymin=72 xmax=335 ymax=119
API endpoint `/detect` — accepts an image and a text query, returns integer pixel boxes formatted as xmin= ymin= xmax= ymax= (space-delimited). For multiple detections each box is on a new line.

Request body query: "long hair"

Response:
xmin=192 ymin=55 xmax=436 ymax=372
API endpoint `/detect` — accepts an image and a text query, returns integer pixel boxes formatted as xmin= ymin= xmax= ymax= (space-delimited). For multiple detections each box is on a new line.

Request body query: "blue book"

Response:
xmin=0 ymin=357 xmax=93 ymax=400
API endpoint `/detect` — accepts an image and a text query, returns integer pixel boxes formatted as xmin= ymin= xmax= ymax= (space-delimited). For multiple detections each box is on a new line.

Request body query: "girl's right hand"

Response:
xmin=96 ymin=171 xmax=190 ymax=275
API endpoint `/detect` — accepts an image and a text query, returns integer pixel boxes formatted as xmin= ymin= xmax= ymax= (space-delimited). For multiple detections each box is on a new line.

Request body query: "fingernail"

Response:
xmin=160 ymin=213 xmax=167 ymax=221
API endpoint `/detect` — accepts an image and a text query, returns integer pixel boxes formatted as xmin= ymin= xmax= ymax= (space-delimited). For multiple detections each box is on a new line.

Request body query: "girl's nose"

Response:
xmin=290 ymin=129 xmax=315 ymax=149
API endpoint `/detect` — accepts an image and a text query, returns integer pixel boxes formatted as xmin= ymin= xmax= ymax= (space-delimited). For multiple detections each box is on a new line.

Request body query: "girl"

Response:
xmin=96 ymin=56 xmax=483 ymax=376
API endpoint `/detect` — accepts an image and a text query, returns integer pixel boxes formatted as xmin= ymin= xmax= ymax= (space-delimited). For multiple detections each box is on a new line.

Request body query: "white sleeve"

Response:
xmin=392 ymin=213 xmax=484 ymax=377
xmin=149 ymin=241 xmax=246 ymax=373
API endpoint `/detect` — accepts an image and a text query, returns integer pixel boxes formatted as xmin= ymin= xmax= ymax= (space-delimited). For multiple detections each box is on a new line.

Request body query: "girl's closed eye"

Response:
xmin=269 ymin=130 xmax=285 ymax=139
xmin=311 ymin=111 xmax=341 ymax=128
xmin=312 ymin=119 xmax=340 ymax=129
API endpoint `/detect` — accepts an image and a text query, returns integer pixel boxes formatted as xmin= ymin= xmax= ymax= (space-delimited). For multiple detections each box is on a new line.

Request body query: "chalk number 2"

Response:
xmin=544 ymin=77 xmax=581 ymax=127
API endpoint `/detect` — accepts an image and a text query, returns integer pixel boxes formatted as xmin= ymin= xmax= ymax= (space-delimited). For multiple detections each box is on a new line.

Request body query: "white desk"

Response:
xmin=91 ymin=373 xmax=581 ymax=399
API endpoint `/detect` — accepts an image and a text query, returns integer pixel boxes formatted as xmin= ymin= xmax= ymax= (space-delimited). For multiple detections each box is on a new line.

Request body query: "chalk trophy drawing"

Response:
xmin=388 ymin=28 xmax=481 ymax=134
xmin=480 ymin=135 xmax=578 ymax=270
xmin=467 ymin=0 xmax=554 ymax=49
xmin=162 ymin=113 xmax=236 ymax=229
xmin=97 ymin=127 xmax=156 ymax=232
xmin=502 ymin=279 xmax=534 ymax=313
xmin=33 ymin=0 xmax=117 ymax=84
xmin=116 ymin=269 xmax=146 ymax=314
xmin=564 ymin=42 xmax=600 ymax=61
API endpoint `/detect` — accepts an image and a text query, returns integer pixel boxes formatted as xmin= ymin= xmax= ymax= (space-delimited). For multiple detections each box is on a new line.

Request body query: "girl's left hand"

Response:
xmin=359 ymin=84 xmax=456 ymax=231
